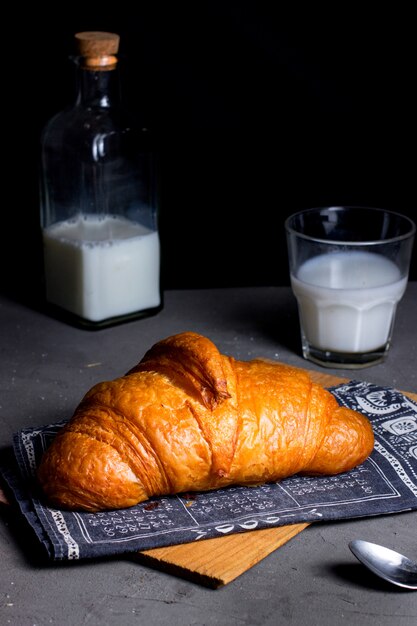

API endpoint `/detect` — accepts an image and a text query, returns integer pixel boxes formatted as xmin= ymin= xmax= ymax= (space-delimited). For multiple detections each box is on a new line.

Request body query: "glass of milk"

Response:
xmin=285 ymin=206 xmax=415 ymax=368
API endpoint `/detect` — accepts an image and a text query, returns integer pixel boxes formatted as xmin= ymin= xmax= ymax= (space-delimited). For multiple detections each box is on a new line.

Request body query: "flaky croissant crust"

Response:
xmin=37 ymin=332 xmax=374 ymax=512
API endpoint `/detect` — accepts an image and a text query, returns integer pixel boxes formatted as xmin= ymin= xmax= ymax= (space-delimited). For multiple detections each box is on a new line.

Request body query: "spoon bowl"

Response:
xmin=349 ymin=539 xmax=417 ymax=590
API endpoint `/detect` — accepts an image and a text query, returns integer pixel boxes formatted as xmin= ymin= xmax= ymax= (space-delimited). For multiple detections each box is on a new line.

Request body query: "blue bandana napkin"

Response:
xmin=1 ymin=381 xmax=417 ymax=561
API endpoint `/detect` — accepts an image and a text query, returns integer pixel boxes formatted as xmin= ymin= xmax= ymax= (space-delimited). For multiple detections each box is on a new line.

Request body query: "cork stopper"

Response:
xmin=75 ymin=31 xmax=120 ymax=70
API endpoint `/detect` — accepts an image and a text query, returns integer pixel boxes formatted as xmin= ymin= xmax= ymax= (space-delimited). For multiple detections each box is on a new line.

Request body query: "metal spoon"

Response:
xmin=349 ymin=539 xmax=417 ymax=590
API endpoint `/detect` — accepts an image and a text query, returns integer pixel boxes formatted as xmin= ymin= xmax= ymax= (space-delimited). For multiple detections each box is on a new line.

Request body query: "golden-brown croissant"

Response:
xmin=37 ymin=331 xmax=374 ymax=512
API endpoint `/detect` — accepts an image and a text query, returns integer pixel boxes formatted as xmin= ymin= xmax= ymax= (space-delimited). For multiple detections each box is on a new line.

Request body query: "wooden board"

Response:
xmin=136 ymin=522 xmax=310 ymax=588
xmin=134 ymin=369 xmax=417 ymax=587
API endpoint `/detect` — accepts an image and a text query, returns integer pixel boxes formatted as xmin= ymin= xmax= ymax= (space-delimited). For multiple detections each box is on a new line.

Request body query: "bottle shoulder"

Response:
xmin=42 ymin=104 xmax=132 ymax=136
xmin=40 ymin=104 xmax=153 ymax=159
xmin=41 ymin=106 xmax=153 ymax=153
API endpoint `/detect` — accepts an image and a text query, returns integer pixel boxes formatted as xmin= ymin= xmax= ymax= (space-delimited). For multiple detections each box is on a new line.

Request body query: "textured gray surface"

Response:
xmin=1 ymin=285 xmax=416 ymax=625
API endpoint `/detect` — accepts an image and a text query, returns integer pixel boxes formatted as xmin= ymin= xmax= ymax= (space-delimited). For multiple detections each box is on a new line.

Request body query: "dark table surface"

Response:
xmin=1 ymin=284 xmax=416 ymax=625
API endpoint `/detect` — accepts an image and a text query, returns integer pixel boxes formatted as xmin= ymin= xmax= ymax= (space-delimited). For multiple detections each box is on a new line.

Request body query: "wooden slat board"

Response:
xmin=134 ymin=368 xmax=417 ymax=587
xmin=136 ymin=522 xmax=310 ymax=588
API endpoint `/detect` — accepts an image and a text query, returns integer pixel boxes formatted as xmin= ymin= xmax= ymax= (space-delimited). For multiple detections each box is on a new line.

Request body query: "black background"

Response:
xmin=4 ymin=2 xmax=416 ymax=306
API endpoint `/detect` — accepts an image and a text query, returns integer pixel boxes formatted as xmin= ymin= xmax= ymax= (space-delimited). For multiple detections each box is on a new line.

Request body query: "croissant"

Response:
xmin=37 ymin=331 xmax=374 ymax=512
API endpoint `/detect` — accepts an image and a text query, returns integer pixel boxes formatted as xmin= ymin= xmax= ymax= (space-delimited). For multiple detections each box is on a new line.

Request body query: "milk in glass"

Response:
xmin=291 ymin=251 xmax=407 ymax=353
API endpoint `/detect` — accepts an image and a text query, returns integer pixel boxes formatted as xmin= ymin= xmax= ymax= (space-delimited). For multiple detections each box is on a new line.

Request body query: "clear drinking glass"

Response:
xmin=285 ymin=206 xmax=415 ymax=368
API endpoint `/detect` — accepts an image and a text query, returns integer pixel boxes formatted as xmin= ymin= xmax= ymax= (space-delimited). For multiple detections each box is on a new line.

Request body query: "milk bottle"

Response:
xmin=40 ymin=31 xmax=161 ymax=327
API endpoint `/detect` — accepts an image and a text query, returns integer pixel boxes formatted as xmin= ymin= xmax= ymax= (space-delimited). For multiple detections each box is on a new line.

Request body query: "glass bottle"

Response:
xmin=40 ymin=31 xmax=161 ymax=328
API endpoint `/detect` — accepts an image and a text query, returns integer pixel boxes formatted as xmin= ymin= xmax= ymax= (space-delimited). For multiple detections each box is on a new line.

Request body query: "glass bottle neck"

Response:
xmin=76 ymin=66 xmax=120 ymax=108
